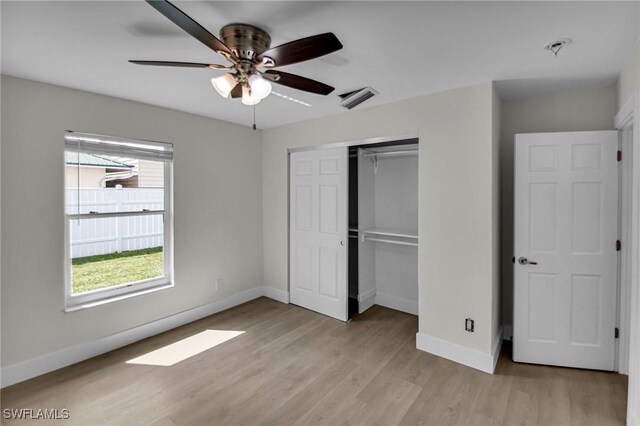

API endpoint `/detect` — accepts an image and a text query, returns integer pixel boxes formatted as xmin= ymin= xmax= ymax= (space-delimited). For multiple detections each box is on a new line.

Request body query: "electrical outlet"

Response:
xmin=465 ymin=318 xmax=474 ymax=332
xmin=215 ymin=278 xmax=224 ymax=291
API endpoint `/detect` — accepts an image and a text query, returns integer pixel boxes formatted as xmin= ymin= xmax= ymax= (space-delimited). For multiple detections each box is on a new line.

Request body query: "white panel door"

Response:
xmin=290 ymin=147 xmax=348 ymax=321
xmin=514 ymin=131 xmax=618 ymax=370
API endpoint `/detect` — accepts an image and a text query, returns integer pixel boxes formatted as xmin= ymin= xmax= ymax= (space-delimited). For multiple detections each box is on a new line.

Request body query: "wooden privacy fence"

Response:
xmin=66 ymin=188 xmax=164 ymax=258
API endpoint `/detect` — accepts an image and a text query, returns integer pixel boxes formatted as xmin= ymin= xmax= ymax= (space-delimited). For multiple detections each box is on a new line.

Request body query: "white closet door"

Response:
xmin=290 ymin=147 xmax=348 ymax=321
xmin=513 ymin=131 xmax=618 ymax=370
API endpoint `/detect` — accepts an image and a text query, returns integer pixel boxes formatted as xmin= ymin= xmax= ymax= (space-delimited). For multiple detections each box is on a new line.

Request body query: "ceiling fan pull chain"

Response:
xmin=253 ymin=105 xmax=257 ymax=131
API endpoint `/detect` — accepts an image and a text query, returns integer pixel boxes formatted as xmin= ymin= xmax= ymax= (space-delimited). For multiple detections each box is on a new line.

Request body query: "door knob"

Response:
xmin=518 ymin=257 xmax=538 ymax=265
xmin=340 ymin=241 xmax=345 ymax=246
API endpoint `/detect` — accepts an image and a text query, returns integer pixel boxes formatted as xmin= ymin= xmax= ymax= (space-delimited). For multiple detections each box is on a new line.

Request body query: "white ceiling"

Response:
xmin=2 ymin=1 xmax=639 ymax=129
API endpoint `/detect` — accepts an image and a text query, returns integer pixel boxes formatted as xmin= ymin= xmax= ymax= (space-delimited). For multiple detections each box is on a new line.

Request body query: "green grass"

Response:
xmin=72 ymin=247 xmax=164 ymax=294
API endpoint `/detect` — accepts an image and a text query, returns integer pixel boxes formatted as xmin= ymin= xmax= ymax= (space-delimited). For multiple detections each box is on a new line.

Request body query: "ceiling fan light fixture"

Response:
xmin=241 ymin=86 xmax=261 ymax=106
xmin=211 ymin=74 xmax=237 ymax=98
xmin=248 ymin=73 xmax=272 ymax=100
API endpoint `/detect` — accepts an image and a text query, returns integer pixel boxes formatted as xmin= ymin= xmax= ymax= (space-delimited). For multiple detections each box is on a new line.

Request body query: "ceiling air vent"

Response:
xmin=339 ymin=87 xmax=378 ymax=110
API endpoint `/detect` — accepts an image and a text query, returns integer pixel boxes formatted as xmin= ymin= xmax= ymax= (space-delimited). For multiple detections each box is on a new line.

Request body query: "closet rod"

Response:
xmin=361 ymin=149 xmax=418 ymax=159
xmin=364 ymin=237 xmax=418 ymax=247
xmin=361 ymin=228 xmax=417 ymax=239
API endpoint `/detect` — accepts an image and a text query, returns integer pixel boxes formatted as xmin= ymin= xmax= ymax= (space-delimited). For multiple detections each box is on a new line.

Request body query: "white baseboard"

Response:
xmin=376 ymin=292 xmax=418 ymax=315
xmin=358 ymin=287 xmax=376 ymax=302
xmin=358 ymin=288 xmax=376 ymax=313
xmin=492 ymin=326 xmax=504 ymax=372
xmin=263 ymin=286 xmax=289 ymax=304
xmin=416 ymin=331 xmax=499 ymax=374
xmin=1 ymin=286 xmax=264 ymax=388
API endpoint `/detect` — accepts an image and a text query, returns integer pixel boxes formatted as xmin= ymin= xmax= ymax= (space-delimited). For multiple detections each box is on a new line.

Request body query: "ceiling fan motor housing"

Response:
xmin=220 ymin=24 xmax=271 ymax=61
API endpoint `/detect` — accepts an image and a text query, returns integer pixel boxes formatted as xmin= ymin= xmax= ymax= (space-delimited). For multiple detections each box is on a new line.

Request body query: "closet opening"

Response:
xmin=348 ymin=138 xmax=419 ymax=319
xmin=288 ymin=135 xmax=418 ymax=322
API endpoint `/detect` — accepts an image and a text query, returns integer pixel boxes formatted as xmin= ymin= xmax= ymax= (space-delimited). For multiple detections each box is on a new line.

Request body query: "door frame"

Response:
xmin=613 ymin=92 xmax=639 ymax=425
xmin=287 ymin=133 xmax=420 ymax=154
xmin=286 ymin=133 xmax=420 ymax=317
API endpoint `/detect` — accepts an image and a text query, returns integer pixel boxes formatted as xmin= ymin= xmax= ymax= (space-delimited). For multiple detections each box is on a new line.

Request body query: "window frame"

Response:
xmin=63 ymin=131 xmax=174 ymax=312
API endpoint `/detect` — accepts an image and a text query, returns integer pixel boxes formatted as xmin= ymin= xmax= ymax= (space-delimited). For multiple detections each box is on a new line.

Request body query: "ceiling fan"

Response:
xmin=130 ymin=0 xmax=343 ymax=106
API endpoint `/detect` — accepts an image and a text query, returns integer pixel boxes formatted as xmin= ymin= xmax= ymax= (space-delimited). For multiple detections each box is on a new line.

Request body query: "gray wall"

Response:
xmin=491 ymin=88 xmax=502 ymax=347
xmin=1 ymin=76 xmax=263 ymax=367
xmin=263 ymin=83 xmax=501 ymax=355
xmin=499 ymin=85 xmax=617 ymax=330
xmin=373 ymin=153 xmax=419 ymax=308
xmin=617 ymin=38 xmax=639 ymax=110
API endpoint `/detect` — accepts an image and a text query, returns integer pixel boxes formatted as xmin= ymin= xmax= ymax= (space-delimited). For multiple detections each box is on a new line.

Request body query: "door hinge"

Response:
xmin=616 ymin=240 xmax=621 ymax=251
xmin=617 ymin=150 xmax=622 ymax=162
xmin=615 ymin=327 xmax=619 ymax=339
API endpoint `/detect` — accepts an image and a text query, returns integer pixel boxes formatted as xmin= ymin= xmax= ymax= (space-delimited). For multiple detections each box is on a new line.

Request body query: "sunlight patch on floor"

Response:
xmin=126 ymin=330 xmax=245 ymax=366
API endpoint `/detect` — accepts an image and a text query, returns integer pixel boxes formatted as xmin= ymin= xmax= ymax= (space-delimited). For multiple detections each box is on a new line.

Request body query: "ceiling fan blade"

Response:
xmin=130 ymin=60 xmax=211 ymax=68
xmin=264 ymin=70 xmax=334 ymax=95
xmin=256 ymin=33 xmax=342 ymax=68
xmin=145 ymin=0 xmax=233 ymax=59
xmin=230 ymin=84 xmax=243 ymax=99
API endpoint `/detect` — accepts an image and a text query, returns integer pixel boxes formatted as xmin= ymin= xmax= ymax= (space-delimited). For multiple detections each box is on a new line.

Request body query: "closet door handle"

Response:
xmin=340 ymin=241 xmax=345 ymax=246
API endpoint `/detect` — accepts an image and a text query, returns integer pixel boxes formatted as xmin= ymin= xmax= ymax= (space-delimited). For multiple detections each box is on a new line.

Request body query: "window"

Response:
xmin=64 ymin=131 xmax=173 ymax=311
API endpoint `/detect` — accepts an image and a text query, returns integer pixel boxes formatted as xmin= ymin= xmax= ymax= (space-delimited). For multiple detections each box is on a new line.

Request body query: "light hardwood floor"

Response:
xmin=1 ymin=297 xmax=628 ymax=425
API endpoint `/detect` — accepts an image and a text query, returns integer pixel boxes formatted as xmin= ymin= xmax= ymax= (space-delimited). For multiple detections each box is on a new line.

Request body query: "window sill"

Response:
xmin=64 ymin=282 xmax=173 ymax=312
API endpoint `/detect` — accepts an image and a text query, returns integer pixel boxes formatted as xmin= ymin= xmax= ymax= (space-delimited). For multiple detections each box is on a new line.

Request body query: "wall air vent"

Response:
xmin=339 ymin=87 xmax=378 ymax=110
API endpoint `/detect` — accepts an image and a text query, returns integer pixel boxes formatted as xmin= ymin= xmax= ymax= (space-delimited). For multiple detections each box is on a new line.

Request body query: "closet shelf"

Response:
xmin=360 ymin=228 xmax=418 ymax=247
xmin=361 ymin=149 xmax=418 ymax=159
xmin=360 ymin=146 xmax=418 ymax=175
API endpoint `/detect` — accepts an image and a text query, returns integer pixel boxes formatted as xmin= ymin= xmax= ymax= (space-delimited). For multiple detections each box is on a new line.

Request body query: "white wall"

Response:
xmin=374 ymin=154 xmax=419 ymax=233
xmin=357 ymin=151 xmax=376 ymax=312
xmin=0 ymin=76 xmax=263 ymax=367
xmin=263 ymin=82 xmax=500 ymax=358
xmin=499 ymin=85 xmax=617 ymax=331
xmin=373 ymin=153 xmax=419 ymax=312
xmin=491 ymin=87 xmax=502 ymax=350
xmin=618 ymin=38 xmax=640 ymax=111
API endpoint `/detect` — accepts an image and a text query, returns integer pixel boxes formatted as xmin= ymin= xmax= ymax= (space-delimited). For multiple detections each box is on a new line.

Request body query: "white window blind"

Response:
xmin=64 ymin=131 xmax=173 ymax=162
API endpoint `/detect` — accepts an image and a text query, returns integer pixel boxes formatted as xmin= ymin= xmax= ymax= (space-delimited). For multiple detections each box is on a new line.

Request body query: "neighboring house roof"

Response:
xmin=65 ymin=152 xmax=133 ymax=169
